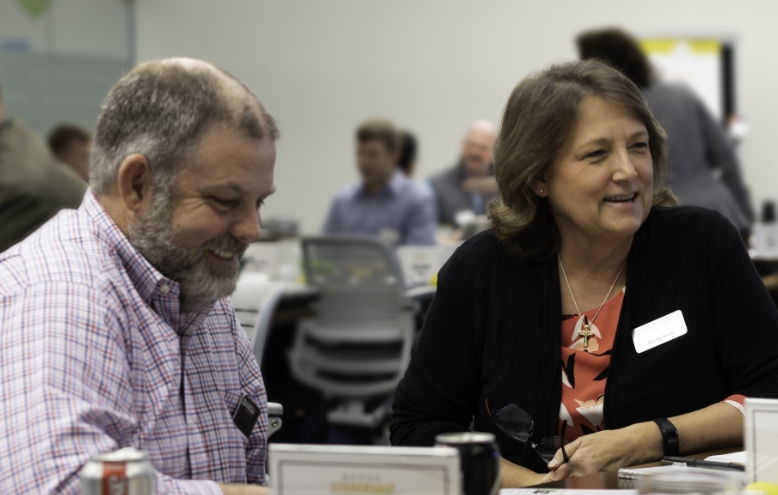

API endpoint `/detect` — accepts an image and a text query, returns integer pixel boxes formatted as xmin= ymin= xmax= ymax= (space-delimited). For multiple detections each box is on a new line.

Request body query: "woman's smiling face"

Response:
xmin=538 ymin=96 xmax=654 ymax=246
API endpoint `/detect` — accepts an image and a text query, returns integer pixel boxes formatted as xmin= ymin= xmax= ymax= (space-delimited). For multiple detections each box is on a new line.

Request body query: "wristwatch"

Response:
xmin=654 ymin=418 xmax=680 ymax=456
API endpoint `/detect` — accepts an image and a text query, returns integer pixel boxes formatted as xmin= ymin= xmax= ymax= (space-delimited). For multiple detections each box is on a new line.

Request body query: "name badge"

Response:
xmin=632 ymin=310 xmax=687 ymax=354
xmin=232 ymin=394 xmax=260 ymax=438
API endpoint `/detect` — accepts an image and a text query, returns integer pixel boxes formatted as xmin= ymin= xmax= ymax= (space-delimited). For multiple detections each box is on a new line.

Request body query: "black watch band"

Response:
xmin=654 ymin=418 xmax=680 ymax=457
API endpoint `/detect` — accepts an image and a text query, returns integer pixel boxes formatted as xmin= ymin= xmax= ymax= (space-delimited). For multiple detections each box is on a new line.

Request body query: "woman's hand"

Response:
xmin=546 ymin=403 xmax=744 ymax=480
xmin=547 ymin=422 xmax=663 ymax=479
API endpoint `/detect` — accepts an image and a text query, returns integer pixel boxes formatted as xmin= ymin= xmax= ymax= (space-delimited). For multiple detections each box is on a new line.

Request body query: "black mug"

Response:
xmin=436 ymin=432 xmax=501 ymax=495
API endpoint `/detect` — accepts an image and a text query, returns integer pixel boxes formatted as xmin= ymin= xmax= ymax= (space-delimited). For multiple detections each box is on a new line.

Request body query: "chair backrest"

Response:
xmin=302 ymin=235 xmax=406 ymax=289
xmin=302 ymin=235 xmax=407 ymax=327
xmin=290 ymin=236 xmax=413 ymax=398
xmin=251 ymin=284 xmax=285 ymax=368
xmin=232 ymin=272 xmax=285 ymax=365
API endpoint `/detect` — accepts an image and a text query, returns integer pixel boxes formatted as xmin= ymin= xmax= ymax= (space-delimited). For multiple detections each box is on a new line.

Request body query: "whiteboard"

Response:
xmin=640 ymin=38 xmax=730 ymax=123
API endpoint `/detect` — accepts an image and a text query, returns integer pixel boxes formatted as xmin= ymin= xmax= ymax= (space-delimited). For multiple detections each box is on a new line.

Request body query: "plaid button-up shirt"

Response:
xmin=0 ymin=191 xmax=268 ymax=494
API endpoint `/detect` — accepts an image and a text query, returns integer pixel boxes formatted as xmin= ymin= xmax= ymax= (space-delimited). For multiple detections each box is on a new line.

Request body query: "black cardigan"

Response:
xmin=390 ymin=206 xmax=778 ymax=472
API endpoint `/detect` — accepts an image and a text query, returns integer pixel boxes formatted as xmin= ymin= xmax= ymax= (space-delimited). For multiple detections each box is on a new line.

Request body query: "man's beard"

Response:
xmin=128 ymin=192 xmax=248 ymax=313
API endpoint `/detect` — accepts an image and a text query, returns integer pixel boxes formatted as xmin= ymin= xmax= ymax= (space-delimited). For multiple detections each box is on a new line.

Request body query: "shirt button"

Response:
xmin=159 ymin=284 xmax=170 ymax=294
xmin=188 ymin=419 xmax=197 ymax=428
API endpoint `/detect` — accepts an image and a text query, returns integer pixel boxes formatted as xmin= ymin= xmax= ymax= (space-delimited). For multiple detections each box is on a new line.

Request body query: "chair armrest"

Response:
xmin=267 ymin=401 xmax=283 ymax=439
xmin=267 ymin=402 xmax=284 ymax=417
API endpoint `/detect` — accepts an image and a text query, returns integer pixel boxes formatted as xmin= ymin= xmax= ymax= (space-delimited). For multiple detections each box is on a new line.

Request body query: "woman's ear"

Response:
xmin=530 ymin=176 xmax=548 ymax=197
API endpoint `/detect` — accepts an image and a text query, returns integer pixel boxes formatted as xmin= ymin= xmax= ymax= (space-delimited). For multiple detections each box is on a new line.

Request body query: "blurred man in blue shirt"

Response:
xmin=323 ymin=119 xmax=436 ymax=245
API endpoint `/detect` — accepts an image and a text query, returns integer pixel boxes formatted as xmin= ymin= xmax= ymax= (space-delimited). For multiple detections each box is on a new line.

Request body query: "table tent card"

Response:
xmin=745 ymin=397 xmax=778 ymax=483
xmin=269 ymin=444 xmax=461 ymax=495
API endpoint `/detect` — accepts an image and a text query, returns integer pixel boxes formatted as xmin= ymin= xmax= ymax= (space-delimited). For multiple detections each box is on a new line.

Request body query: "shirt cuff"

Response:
xmin=722 ymin=394 xmax=746 ymax=416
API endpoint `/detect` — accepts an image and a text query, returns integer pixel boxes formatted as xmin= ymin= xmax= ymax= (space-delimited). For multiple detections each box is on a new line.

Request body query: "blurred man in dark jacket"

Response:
xmin=430 ymin=120 xmax=499 ymax=226
xmin=48 ymin=123 xmax=92 ymax=182
xmin=0 ymin=84 xmax=87 ymax=252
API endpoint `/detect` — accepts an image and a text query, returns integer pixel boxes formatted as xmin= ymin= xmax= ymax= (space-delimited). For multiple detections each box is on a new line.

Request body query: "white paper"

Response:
xmin=706 ymin=451 xmax=746 ymax=465
xmin=617 ymin=464 xmax=688 ymax=480
xmin=501 ymin=490 xmax=636 ymax=495
xmin=632 ymin=310 xmax=687 ymax=353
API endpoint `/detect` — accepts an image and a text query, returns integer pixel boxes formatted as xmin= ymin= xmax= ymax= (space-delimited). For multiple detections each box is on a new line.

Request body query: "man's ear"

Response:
xmin=530 ymin=175 xmax=549 ymax=197
xmin=116 ymin=154 xmax=153 ymax=213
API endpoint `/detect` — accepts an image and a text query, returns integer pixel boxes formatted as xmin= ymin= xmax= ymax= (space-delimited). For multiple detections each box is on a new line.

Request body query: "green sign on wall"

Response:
xmin=17 ymin=0 xmax=52 ymax=20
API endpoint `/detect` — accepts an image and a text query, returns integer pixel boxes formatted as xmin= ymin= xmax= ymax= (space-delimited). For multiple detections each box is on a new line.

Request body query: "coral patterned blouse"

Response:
xmin=559 ymin=289 xmax=746 ymax=443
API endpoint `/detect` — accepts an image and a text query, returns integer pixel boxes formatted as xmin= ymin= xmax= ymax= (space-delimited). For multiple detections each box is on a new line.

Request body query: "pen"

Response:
xmin=662 ymin=456 xmax=745 ymax=472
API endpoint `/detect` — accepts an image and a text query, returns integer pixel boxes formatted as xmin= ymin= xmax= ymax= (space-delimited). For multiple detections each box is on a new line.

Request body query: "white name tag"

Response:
xmin=632 ymin=310 xmax=687 ymax=354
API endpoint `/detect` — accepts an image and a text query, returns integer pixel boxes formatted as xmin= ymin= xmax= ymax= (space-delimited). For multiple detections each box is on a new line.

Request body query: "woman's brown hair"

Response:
xmin=488 ymin=60 xmax=675 ymax=260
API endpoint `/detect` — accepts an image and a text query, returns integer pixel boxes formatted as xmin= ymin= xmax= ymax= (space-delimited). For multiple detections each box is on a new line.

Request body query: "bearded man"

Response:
xmin=0 ymin=58 xmax=277 ymax=495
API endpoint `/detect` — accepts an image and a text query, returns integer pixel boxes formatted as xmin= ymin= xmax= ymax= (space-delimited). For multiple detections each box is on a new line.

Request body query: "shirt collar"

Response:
xmin=359 ymin=169 xmax=405 ymax=198
xmin=82 ymin=190 xmax=179 ymax=305
xmin=457 ymin=160 xmax=496 ymax=180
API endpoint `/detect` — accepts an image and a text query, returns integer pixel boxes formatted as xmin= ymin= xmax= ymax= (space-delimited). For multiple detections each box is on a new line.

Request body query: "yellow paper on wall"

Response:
xmin=640 ymin=39 xmax=676 ymax=55
xmin=689 ymin=39 xmax=721 ymax=54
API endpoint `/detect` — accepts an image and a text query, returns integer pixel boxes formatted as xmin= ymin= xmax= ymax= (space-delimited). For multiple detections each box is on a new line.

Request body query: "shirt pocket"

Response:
xmin=223 ymin=390 xmax=251 ymax=450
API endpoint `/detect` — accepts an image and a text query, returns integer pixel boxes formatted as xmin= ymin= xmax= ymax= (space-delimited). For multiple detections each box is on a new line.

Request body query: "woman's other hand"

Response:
xmin=500 ymin=458 xmax=564 ymax=487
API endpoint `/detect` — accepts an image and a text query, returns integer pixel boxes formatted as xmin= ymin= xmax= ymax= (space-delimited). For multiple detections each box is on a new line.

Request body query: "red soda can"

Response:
xmin=80 ymin=447 xmax=156 ymax=495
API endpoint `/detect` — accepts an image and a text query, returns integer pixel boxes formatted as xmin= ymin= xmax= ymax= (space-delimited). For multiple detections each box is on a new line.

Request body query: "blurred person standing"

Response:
xmin=0 ymin=84 xmax=87 ymax=252
xmin=48 ymin=123 xmax=92 ymax=182
xmin=323 ymin=119 xmax=437 ymax=245
xmin=430 ymin=120 xmax=499 ymax=226
xmin=577 ymin=28 xmax=755 ymax=233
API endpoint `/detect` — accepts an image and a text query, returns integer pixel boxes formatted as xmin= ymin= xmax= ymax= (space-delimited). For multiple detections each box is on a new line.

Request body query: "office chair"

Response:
xmin=250 ymin=285 xmax=285 ymax=369
xmin=289 ymin=236 xmax=415 ymax=431
xmin=232 ymin=274 xmax=285 ymax=358
xmin=232 ymin=274 xmax=285 ymax=442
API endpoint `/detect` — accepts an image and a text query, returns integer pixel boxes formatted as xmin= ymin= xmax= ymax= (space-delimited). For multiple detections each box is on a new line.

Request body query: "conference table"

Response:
xmin=534 ymin=447 xmax=742 ymax=489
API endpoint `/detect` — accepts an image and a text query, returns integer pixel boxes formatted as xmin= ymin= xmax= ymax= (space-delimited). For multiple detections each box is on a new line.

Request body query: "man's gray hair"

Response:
xmin=90 ymin=59 xmax=279 ymax=195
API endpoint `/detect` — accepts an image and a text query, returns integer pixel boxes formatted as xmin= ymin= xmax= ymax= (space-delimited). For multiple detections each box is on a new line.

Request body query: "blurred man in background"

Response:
xmin=48 ymin=123 xmax=92 ymax=182
xmin=577 ymin=28 xmax=755 ymax=234
xmin=323 ymin=118 xmax=437 ymax=245
xmin=0 ymin=83 xmax=87 ymax=252
xmin=430 ymin=120 xmax=499 ymax=226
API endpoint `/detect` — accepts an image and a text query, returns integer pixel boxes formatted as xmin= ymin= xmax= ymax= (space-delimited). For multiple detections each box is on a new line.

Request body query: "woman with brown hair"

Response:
xmin=390 ymin=60 xmax=778 ymax=486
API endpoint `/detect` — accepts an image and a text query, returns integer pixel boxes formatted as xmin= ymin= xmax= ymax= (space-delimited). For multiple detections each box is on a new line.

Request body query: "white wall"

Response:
xmin=136 ymin=0 xmax=778 ymax=233
xmin=0 ymin=0 xmax=129 ymax=57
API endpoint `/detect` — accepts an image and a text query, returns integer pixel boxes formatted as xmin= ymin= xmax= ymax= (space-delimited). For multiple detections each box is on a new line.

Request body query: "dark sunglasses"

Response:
xmin=485 ymin=379 xmax=570 ymax=465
